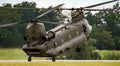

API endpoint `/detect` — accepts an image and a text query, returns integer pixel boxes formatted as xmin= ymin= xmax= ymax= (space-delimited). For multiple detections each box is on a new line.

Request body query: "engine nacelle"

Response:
xmin=42 ymin=31 xmax=55 ymax=41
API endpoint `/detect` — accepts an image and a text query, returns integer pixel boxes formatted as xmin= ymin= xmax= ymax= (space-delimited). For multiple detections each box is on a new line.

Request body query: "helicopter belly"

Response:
xmin=45 ymin=32 xmax=87 ymax=56
xmin=23 ymin=44 xmax=54 ymax=57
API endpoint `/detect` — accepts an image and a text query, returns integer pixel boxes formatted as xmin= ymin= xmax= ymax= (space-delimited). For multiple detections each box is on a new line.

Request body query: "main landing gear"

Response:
xmin=76 ymin=47 xmax=81 ymax=52
xmin=28 ymin=56 xmax=32 ymax=62
xmin=52 ymin=57 xmax=56 ymax=62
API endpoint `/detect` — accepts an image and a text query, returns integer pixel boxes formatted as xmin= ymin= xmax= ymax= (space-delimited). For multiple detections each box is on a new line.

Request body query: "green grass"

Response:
xmin=0 ymin=48 xmax=120 ymax=60
xmin=0 ymin=48 xmax=26 ymax=60
xmin=97 ymin=50 xmax=120 ymax=59
xmin=0 ymin=62 xmax=120 ymax=66
xmin=0 ymin=48 xmax=46 ymax=60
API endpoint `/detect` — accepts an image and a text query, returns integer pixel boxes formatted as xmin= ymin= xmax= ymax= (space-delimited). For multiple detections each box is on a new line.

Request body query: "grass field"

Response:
xmin=0 ymin=48 xmax=26 ymax=60
xmin=0 ymin=48 xmax=120 ymax=66
xmin=0 ymin=62 xmax=120 ymax=66
xmin=0 ymin=48 xmax=46 ymax=60
xmin=97 ymin=50 xmax=120 ymax=59
xmin=0 ymin=48 xmax=120 ymax=60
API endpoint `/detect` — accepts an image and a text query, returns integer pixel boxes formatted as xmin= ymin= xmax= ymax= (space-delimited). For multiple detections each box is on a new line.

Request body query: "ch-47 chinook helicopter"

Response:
xmin=0 ymin=0 xmax=119 ymax=62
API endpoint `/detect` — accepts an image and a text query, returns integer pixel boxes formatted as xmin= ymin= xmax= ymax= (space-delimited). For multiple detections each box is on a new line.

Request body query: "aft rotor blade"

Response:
xmin=84 ymin=8 xmax=106 ymax=11
xmin=58 ymin=8 xmax=106 ymax=11
xmin=35 ymin=4 xmax=64 ymax=20
xmin=84 ymin=0 xmax=118 ymax=8
xmin=0 ymin=22 xmax=23 ymax=28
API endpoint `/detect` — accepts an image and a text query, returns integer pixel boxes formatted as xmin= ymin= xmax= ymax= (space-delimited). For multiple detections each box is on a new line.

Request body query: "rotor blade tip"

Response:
xmin=114 ymin=0 xmax=119 ymax=1
xmin=59 ymin=4 xmax=64 ymax=6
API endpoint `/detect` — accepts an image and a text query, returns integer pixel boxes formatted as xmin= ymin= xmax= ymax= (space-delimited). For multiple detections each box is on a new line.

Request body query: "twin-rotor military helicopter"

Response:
xmin=0 ymin=0 xmax=119 ymax=62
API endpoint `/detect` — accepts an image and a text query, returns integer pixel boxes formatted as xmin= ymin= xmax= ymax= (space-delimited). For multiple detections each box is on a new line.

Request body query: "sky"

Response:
xmin=0 ymin=0 xmax=119 ymax=15
xmin=0 ymin=0 xmax=119 ymax=8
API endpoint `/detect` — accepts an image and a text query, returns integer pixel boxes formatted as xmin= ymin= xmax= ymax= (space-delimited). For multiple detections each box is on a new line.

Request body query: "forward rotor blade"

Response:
xmin=36 ymin=4 xmax=64 ymax=20
xmin=84 ymin=0 xmax=118 ymax=8
xmin=57 ymin=8 xmax=81 ymax=10
xmin=0 ymin=22 xmax=23 ymax=28
xmin=40 ymin=21 xmax=59 ymax=25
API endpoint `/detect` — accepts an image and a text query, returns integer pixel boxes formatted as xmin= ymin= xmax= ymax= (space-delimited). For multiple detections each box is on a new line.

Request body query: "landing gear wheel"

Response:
xmin=52 ymin=57 xmax=56 ymax=62
xmin=76 ymin=47 xmax=81 ymax=52
xmin=28 ymin=56 xmax=32 ymax=62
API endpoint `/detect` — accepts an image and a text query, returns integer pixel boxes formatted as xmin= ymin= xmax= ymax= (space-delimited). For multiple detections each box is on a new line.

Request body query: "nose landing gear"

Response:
xmin=27 ymin=56 xmax=56 ymax=62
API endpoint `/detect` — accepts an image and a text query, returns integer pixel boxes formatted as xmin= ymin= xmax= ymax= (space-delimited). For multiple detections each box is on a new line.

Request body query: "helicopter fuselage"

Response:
xmin=23 ymin=19 xmax=92 ymax=57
